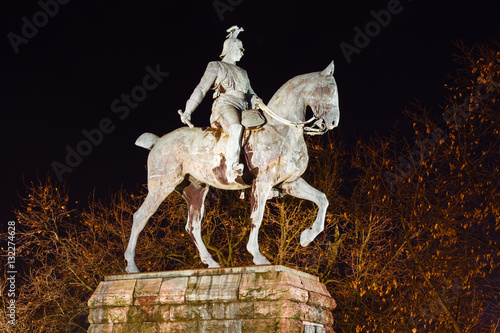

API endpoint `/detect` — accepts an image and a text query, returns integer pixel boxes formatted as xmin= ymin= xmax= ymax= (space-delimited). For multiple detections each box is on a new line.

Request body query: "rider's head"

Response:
xmin=220 ymin=38 xmax=245 ymax=60
xmin=220 ymin=26 xmax=245 ymax=61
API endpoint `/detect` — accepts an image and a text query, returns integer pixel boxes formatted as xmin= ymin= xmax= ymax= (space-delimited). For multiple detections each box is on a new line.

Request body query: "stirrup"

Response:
xmin=227 ymin=162 xmax=243 ymax=182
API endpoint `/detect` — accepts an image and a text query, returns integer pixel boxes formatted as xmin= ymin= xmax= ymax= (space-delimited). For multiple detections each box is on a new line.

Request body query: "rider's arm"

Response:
xmin=248 ymin=84 xmax=262 ymax=109
xmin=184 ymin=62 xmax=219 ymax=116
xmin=245 ymin=70 xmax=262 ymax=109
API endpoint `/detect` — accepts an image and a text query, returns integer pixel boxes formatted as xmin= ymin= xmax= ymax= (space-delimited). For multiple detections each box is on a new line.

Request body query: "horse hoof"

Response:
xmin=253 ymin=254 xmax=271 ymax=265
xmin=227 ymin=163 xmax=244 ymax=183
xmin=125 ymin=264 xmax=140 ymax=274
xmin=207 ymin=262 xmax=221 ymax=268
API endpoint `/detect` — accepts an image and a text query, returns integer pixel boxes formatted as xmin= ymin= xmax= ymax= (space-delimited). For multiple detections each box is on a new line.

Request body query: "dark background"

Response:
xmin=1 ymin=0 xmax=499 ymax=221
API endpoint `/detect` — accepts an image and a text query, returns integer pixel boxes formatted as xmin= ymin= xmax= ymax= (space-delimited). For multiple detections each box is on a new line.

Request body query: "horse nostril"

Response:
xmin=313 ymin=119 xmax=324 ymax=129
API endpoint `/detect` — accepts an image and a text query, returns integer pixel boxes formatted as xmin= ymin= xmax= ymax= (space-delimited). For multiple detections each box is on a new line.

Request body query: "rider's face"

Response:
xmin=231 ymin=42 xmax=244 ymax=62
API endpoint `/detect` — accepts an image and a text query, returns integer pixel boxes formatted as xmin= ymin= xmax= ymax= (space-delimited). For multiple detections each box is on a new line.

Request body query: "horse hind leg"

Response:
xmin=124 ymin=169 xmax=183 ymax=273
xmin=182 ymin=182 xmax=220 ymax=268
xmin=247 ymin=181 xmax=273 ymax=265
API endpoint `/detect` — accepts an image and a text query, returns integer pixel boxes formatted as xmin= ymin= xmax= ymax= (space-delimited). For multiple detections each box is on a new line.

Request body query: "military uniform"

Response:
xmin=188 ymin=61 xmax=257 ymax=130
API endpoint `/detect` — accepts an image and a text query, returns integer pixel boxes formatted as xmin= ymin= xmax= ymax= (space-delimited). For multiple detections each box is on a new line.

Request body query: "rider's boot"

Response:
xmin=226 ymin=124 xmax=244 ymax=183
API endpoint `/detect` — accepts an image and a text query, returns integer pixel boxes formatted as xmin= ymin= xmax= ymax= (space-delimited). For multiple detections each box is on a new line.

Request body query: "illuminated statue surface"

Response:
xmin=125 ymin=26 xmax=340 ymax=273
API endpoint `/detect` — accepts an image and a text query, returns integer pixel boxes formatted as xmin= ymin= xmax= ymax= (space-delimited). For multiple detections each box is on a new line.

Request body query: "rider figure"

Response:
xmin=179 ymin=26 xmax=262 ymax=182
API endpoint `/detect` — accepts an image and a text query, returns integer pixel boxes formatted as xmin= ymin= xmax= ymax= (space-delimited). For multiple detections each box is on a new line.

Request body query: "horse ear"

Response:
xmin=321 ymin=61 xmax=335 ymax=76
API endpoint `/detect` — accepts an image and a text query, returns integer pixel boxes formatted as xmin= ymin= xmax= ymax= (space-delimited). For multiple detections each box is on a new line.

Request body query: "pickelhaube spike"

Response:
xmin=226 ymin=25 xmax=244 ymax=38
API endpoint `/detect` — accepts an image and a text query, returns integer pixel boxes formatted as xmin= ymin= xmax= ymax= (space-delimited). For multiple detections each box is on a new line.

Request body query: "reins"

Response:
xmin=258 ymin=103 xmax=327 ymax=136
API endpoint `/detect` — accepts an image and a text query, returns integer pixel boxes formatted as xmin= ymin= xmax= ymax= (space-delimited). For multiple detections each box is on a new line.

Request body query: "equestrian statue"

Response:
xmin=125 ymin=26 xmax=340 ymax=273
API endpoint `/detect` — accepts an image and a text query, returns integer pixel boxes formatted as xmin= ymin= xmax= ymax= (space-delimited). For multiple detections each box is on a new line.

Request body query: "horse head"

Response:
xmin=305 ymin=61 xmax=340 ymax=131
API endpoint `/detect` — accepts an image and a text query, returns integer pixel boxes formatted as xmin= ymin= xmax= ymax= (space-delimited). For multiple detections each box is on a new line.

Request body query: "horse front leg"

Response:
xmin=247 ymin=181 xmax=273 ymax=265
xmin=282 ymin=177 xmax=329 ymax=247
xmin=182 ymin=182 xmax=220 ymax=268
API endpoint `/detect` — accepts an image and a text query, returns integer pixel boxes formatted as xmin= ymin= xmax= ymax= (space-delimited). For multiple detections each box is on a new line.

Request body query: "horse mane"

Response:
xmin=267 ymin=71 xmax=325 ymax=114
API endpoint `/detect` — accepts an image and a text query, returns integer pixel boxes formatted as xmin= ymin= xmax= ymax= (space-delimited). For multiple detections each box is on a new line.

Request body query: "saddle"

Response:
xmin=241 ymin=109 xmax=266 ymax=129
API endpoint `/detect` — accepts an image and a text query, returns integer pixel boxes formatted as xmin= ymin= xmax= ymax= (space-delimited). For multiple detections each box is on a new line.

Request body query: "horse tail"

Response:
xmin=135 ymin=132 xmax=160 ymax=150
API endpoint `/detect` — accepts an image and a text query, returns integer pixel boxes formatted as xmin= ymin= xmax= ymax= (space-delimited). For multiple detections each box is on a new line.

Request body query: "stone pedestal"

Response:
xmin=88 ymin=265 xmax=336 ymax=332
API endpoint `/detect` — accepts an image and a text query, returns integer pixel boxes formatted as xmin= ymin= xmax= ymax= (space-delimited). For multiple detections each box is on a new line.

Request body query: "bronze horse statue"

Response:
xmin=125 ymin=62 xmax=340 ymax=273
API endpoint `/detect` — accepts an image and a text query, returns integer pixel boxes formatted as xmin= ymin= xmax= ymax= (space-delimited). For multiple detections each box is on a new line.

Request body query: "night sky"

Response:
xmin=2 ymin=0 xmax=499 ymax=220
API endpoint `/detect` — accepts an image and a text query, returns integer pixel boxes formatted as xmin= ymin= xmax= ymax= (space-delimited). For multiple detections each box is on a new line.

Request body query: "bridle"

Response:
xmin=258 ymin=83 xmax=333 ymax=136
xmin=258 ymin=102 xmax=328 ymax=136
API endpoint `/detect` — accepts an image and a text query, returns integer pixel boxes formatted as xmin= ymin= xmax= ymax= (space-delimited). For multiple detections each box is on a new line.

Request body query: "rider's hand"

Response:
xmin=253 ymin=97 xmax=264 ymax=109
xmin=178 ymin=109 xmax=191 ymax=124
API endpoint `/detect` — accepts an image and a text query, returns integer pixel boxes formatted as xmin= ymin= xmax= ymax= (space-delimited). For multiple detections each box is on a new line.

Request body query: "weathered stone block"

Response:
xmin=158 ymin=276 xmax=188 ymax=304
xmin=253 ymin=299 xmax=326 ymax=324
xmin=225 ymin=301 xmax=254 ymax=319
xmin=133 ymin=296 xmax=159 ymax=321
xmin=241 ymin=318 xmax=304 ymax=332
xmin=151 ymin=305 xmax=170 ymax=322
xmin=112 ymin=322 xmax=158 ymax=333
xmin=319 ymin=309 xmax=334 ymax=327
xmin=184 ymin=273 xmax=241 ymax=303
xmin=239 ymin=271 xmax=278 ymax=288
xmin=88 ymin=266 xmax=336 ymax=332
xmin=127 ymin=305 xmax=150 ymax=323
xmin=88 ymin=306 xmax=130 ymax=324
xmin=88 ymin=280 xmax=137 ymax=308
xmin=134 ymin=296 xmax=158 ymax=307
xmin=276 ymin=271 xmax=304 ymax=288
xmin=134 ymin=278 xmax=162 ymax=297
xmin=239 ymin=283 xmax=309 ymax=303
xmin=308 ymin=291 xmax=337 ymax=310
xmin=170 ymin=303 xmax=212 ymax=321
xmin=157 ymin=321 xmax=198 ymax=332
xmin=209 ymin=272 xmax=241 ymax=302
xmin=199 ymin=319 xmax=243 ymax=332
xmin=300 ymin=276 xmax=330 ymax=296
xmin=88 ymin=323 xmax=113 ymax=333
xmin=212 ymin=302 xmax=225 ymax=319
xmin=185 ymin=275 xmax=211 ymax=302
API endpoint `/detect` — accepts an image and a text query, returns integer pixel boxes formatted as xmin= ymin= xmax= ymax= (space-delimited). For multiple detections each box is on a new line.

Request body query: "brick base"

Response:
xmin=88 ymin=265 xmax=336 ymax=332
